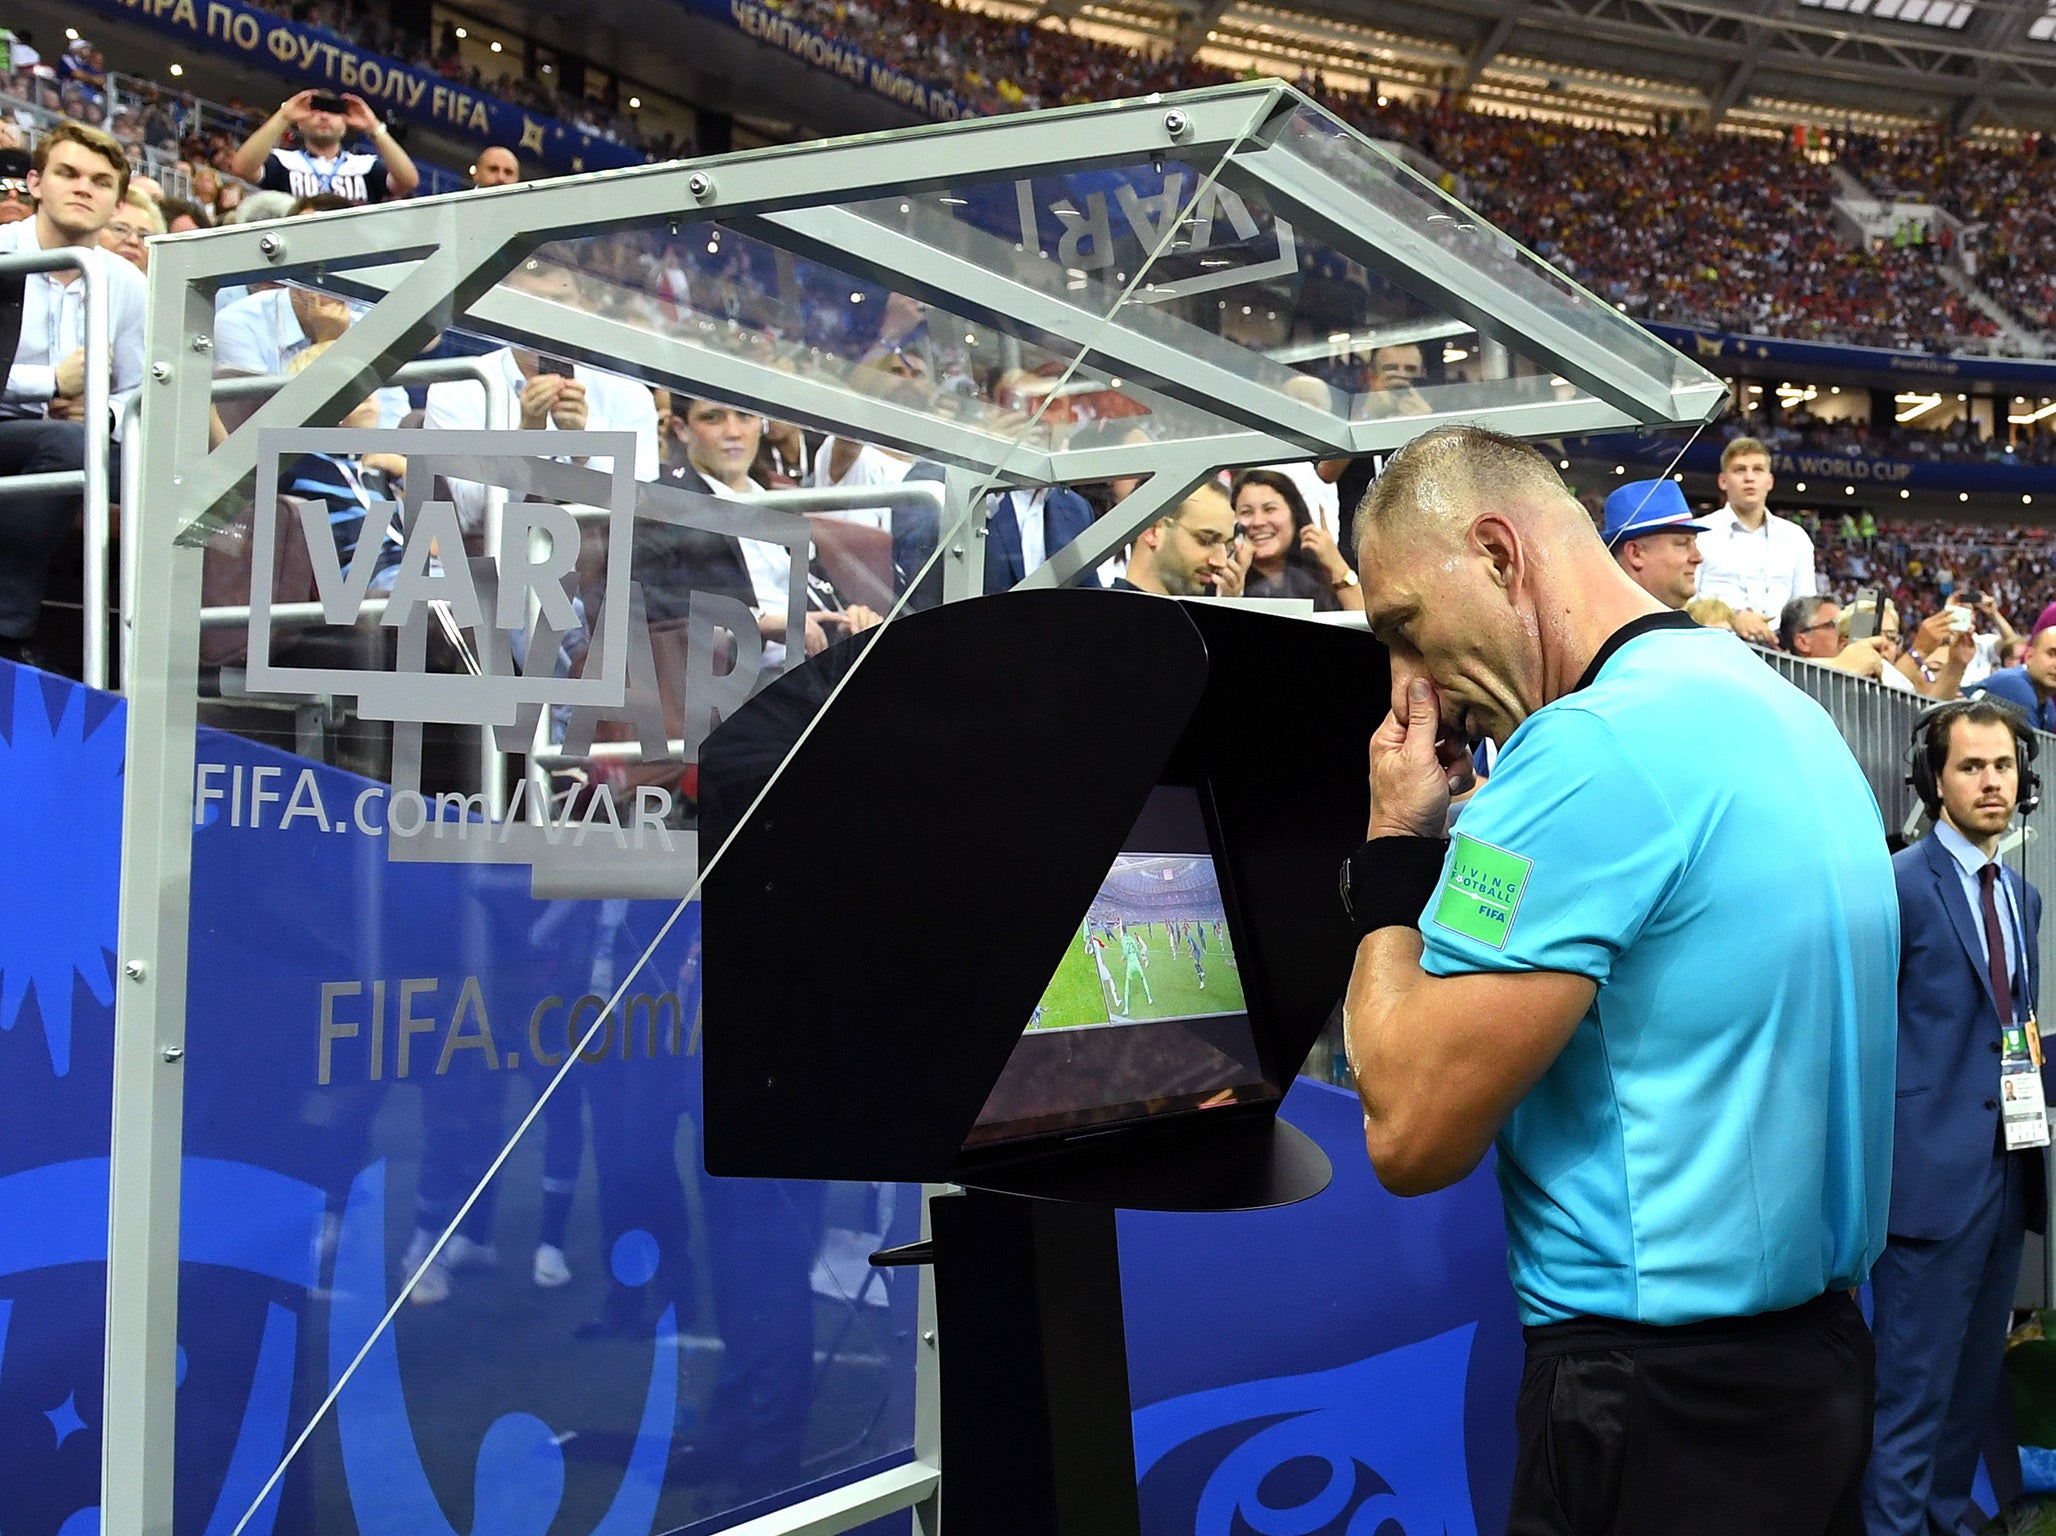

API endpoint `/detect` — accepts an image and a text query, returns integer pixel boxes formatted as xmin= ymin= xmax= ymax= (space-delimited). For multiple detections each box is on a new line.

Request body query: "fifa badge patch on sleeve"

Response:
xmin=1432 ymin=833 xmax=1532 ymax=949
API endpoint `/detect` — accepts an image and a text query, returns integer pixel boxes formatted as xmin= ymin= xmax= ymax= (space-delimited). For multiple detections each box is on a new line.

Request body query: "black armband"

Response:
xmin=1338 ymin=836 xmax=1448 ymax=943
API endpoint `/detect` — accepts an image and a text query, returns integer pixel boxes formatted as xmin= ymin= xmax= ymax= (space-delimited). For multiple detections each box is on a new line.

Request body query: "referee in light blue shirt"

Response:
xmin=1340 ymin=426 xmax=1897 ymax=1536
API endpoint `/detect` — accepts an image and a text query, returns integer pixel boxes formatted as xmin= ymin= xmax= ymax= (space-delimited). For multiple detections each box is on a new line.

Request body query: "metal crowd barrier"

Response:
xmin=0 ymin=248 xmax=111 ymax=686
xmin=1767 ymin=652 xmax=2056 ymax=1305
xmin=1762 ymin=648 xmax=2056 ymax=983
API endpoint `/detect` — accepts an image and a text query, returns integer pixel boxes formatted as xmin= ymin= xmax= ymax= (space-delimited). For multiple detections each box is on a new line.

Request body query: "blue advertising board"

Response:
xmin=1579 ymin=430 xmax=2056 ymax=496
xmin=0 ymin=657 xmax=1547 ymax=1536
xmin=680 ymin=0 xmax=975 ymax=122
xmin=69 ymin=0 xmax=643 ymax=176
xmin=1644 ymin=321 xmax=2056 ymax=392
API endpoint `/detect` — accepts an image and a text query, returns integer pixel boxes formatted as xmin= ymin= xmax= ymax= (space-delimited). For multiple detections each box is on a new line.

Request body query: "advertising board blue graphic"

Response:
xmin=1643 ymin=321 xmax=2056 ymax=391
xmin=69 ymin=0 xmax=643 ymax=176
xmin=0 ymin=661 xmax=921 ymax=1536
xmin=2 ymin=658 xmax=1530 ymax=1536
xmin=1123 ymin=1079 xmax=1522 ymax=1534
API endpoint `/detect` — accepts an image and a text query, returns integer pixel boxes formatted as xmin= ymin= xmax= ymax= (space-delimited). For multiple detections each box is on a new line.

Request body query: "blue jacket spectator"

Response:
xmin=1968 ymin=620 xmax=2056 ymax=730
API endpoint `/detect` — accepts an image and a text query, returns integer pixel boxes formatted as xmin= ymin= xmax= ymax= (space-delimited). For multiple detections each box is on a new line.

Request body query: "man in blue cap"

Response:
xmin=1602 ymin=477 xmax=1709 ymax=611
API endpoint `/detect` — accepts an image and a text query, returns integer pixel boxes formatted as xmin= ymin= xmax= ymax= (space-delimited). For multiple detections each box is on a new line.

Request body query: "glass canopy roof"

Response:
xmin=171 ymin=78 xmax=1726 ymax=538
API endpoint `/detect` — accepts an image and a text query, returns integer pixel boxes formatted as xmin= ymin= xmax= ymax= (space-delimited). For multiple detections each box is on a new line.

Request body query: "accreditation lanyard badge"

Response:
xmin=2001 ymin=1016 xmax=2050 ymax=1152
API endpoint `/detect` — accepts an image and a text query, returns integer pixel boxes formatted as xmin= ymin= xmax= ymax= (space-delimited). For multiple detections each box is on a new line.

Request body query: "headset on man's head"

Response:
xmin=1906 ymin=698 xmax=2043 ymax=821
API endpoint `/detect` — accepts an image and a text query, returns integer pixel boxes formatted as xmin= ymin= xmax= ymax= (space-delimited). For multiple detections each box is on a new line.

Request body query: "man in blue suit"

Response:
xmin=892 ymin=484 xmax=1100 ymax=607
xmin=1867 ymin=698 xmax=2046 ymax=1536
xmin=982 ymin=486 xmax=1098 ymax=591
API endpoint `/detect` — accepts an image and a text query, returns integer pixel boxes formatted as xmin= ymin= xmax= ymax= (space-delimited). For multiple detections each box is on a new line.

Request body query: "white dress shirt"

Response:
xmin=698 ymin=472 xmax=793 ymax=614
xmin=213 ymin=287 xmax=408 ymax=427
xmin=1693 ymin=504 xmax=1818 ymax=618
xmin=697 ymin=470 xmax=801 ymax=671
xmin=809 ymin=437 xmax=909 ymax=530
xmin=423 ymin=348 xmax=659 ymax=534
xmin=1931 ymin=817 xmax=2030 ymax=985
xmin=998 ymin=487 xmax=1048 ymax=573
xmin=0 ymin=220 xmax=145 ymax=437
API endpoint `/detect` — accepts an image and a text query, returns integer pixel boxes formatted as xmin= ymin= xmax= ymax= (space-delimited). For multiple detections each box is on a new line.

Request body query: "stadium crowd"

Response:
xmin=740 ymin=0 xmax=2055 ymax=354
xmin=1836 ymin=131 xmax=2056 ymax=332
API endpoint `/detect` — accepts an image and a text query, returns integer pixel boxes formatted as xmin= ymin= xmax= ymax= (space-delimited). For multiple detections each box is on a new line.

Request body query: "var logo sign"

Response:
xmin=246 ymin=430 xmax=808 ymax=899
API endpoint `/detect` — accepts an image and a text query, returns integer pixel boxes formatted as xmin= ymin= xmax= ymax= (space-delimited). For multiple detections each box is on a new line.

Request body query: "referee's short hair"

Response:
xmin=1355 ymin=423 xmax=1584 ymax=563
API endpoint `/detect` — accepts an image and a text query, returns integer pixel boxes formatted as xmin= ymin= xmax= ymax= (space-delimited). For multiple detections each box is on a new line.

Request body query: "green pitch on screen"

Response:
xmin=1029 ymin=922 xmax=1246 ymax=1031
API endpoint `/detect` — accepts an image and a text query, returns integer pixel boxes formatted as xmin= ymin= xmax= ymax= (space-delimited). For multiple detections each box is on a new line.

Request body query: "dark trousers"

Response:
xmin=1510 ymin=1290 xmax=1874 ymax=1536
xmin=0 ymin=418 xmax=87 ymax=638
xmin=1864 ymin=1149 xmax=2030 ymax=1536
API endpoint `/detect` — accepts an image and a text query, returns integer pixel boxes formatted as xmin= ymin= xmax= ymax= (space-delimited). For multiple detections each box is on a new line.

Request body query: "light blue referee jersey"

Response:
xmin=1420 ymin=613 xmax=1899 ymax=1327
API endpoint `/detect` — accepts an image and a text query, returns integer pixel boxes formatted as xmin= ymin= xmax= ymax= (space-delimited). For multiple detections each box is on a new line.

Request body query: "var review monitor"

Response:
xmin=968 ymin=786 xmax=1276 ymax=1148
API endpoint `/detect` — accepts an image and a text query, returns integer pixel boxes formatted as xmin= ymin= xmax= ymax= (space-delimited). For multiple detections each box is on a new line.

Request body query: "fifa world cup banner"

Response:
xmin=1584 ymin=431 xmax=2056 ymax=497
xmin=69 ymin=0 xmax=644 ymax=175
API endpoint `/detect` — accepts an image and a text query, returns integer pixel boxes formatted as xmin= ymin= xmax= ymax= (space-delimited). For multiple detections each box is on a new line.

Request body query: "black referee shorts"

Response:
xmin=1509 ymin=1290 xmax=1873 ymax=1536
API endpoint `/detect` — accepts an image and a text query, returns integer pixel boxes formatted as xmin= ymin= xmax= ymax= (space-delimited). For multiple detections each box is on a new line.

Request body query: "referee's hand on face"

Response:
xmin=1368 ymin=676 xmax=1473 ymax=841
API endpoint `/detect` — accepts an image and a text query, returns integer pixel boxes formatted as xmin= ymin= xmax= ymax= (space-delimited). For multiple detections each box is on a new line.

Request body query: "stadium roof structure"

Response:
xmin=1002 ymin=0 xmax=2056 ymax=135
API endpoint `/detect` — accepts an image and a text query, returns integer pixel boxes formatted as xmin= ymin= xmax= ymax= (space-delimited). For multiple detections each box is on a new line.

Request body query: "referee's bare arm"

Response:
xmin=1344 ymin=677 xmax=1594 ymax=1197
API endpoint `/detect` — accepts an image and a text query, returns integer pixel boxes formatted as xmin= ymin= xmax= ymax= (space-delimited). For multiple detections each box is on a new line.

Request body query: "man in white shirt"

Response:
xmin=809 ymin=435 xmax=910 ymax=531
xmin=214 ymin=280 xmax=409 ymax=427
xmin=421 ymin=258 xmax=660 ymax=538
xmin=0 ymin=121 xmax=145 ymax=662
xmin=1692 ymin=436 xmax=1817 ymax=647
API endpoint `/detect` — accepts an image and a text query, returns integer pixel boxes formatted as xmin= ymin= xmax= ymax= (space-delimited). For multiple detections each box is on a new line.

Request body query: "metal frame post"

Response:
xmin=80 ymin=253 xmax=111 ymax=690
xmin=104 ymin=244 xmax=218 ymax=1536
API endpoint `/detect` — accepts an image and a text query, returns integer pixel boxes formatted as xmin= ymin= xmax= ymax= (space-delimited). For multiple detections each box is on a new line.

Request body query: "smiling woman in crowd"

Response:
xmin=1229 ymin=468 xmax=1364 ymax=612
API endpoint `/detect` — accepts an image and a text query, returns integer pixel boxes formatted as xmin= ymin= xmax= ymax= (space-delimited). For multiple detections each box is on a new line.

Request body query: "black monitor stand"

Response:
xmin=880 ymin=1192 xmax=1133 ymax=1536
xmin=873 ymin=1107 xmax=1334 ymax=1535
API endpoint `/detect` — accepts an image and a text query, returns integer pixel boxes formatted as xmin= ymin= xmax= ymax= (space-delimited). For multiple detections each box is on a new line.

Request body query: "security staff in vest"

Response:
xmin=1866 ymin=700 xmax=2045 ymax=1536
xmin=1339 ymin=425 xmax=1897 ymax=1536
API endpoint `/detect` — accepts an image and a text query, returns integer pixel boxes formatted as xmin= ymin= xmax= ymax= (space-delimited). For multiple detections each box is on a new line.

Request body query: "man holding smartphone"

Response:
xmin=1971 ymin=616 xmax=2056 ymax=732
xmin=230 ymin=88 xmax=419 ymax=204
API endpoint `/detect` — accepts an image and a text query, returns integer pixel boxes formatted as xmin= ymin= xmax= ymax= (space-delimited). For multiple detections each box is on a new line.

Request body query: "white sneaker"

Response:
xmin=407 ymin=1257 xmax=450 ymax=1306
xmin=442 ymin=1234 xmax=499 ymax=1273
xmin=533 ymin=1243 xmax=573 ymax=1289
xmin=311 ymin=1211 xmax=342 ymax=1271
xmin=399 ymin=1233 xmax=452 ymax=1307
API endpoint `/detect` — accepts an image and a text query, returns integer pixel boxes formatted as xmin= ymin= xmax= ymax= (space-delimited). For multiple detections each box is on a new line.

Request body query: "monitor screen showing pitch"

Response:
xmin=965 ymin=786 xmax=1274 ymax=1148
